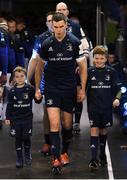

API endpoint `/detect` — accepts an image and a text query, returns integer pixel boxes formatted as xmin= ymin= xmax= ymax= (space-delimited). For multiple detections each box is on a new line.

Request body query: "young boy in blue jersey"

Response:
xmin=87 ymin=46 xmax=120 ymax=171
xmin=35 ymin=12 xmax=87 ymax=174
xmin=5 ymin=66 xmax=41 ymax=168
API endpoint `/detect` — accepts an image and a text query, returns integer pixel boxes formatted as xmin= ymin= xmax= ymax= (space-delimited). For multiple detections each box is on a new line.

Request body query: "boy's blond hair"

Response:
xmin=93 ymin=45 xmax=108 ymax=57
xmin=13 ymin=66 xmax=26 ymax=76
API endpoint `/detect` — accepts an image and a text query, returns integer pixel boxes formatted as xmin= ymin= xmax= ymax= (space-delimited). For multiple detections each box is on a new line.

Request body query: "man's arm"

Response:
xmin=27 ymin=50 xmax=42 ymax=82
xmin=35 ymin=59 xmax=45 ymax=90
xmin=77 ymin=57 xmax=87 ymax=102
xmin=35 ymin=58 xmax=45 ymax=100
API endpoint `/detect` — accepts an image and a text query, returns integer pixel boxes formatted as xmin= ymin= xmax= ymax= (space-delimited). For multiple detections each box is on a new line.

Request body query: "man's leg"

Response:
xmin=61 ymin=111 xmax=73 ymax=166
xmin=47 ymin=107 xmax=61 ymax=173
xmin=41 ymin=104 xmax=51 ymax=156
xmin=73 ymin=102 xmax=83 ymax=134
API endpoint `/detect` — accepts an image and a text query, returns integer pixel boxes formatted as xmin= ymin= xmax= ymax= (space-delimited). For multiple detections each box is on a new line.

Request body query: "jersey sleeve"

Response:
xmin=80 ymin=26 xmax=94 ymax=58
xmin=37 ymin=39 xmax=49 ymax=62
xmin=31 ymin=36 xmax=41 ymax=59
xmin=76 ymin=40 xmax=86 ymax=62
xmin=33 ymin=36 xmax=41 ymax=52
xmin=31 ymin=34 xmax=45 ymax=58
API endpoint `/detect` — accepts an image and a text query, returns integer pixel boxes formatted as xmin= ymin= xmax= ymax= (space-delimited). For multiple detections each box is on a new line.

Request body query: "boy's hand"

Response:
xmin=5 ymin=120 xmax=10 ymax=125
xmin=113 ymin=99 xmax=120 ymax=108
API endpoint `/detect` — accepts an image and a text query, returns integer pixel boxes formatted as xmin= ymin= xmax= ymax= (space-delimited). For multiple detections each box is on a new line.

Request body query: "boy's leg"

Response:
xmin=24 ymin=136 xmax=32 ymax=165
xmin=15 ymin=125 xmax=23 ymax=168
xmin=90 ymin=127 xmax=99 ymax=159
xmin=89 ymin=127 xmax=99 ymax=170
xmin=15 ymin=138 xmax=23 ymax=168
xmin=99 ymin=111 xmax=112 ymax=167
xmin=99 ymin=128 xmax=107 ymax=167
xmin=23 ymin=123 xmax=32 ymax=165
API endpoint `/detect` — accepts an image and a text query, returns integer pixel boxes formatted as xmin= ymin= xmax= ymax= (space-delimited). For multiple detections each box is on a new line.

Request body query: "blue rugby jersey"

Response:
xmin=67 ymin=19 xmax=82 ymax=40
xmin=87 ymin=65 xmax=120 ymax=113
xmin=38 ymin=32 xmax=84 ymax=92
xmin=6 ymin=83 xmax=41 ymax=124
xmin=14 ymin=30 xmax=25 ymax=67
xmin=34 ymin=30 xmax=52 ymax=51
xmin=21 ymin=28 xmax=35 ymax=59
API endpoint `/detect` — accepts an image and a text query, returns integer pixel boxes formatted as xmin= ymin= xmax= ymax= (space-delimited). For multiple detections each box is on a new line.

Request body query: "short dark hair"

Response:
xmin=46 ymin=11 xmax=55 ymax=18
xmin=7 ymin=16 xmax=17 ymax=23
xmin=52 ymin=12 xmax=67 ymax=23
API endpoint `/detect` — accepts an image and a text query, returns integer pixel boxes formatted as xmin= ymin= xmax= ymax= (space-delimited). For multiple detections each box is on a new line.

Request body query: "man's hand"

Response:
xmin=35 ymin=89 xmax=42 ymax=100
xmin=75 ymin=66 xmax=80 ymax=74
xmin=77 ymin=87 xmax=86 ymax=102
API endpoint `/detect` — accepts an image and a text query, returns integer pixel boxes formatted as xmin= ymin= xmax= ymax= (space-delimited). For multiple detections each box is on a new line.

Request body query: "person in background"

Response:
xmin=0 ymin=17 xmax=9 ymax=85
xmin=16 ymin=17 xmax=35 ymax=63
xmin=7 ymin=17 xmax=17 ymax=73
xmin=7 ymin=17 xmax=25 ymax=68
xmin=107 ymin=51 xmax=125 ymax=86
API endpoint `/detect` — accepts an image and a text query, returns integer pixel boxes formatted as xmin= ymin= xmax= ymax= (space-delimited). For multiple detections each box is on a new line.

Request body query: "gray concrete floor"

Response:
xmin=0 ymin=101 xmax=127 ymax=179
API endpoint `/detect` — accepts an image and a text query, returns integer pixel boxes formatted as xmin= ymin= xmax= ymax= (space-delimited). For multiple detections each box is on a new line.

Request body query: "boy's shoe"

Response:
xmin=24 ymin=148 xmax=32 ymax=165
xmin=88 ymin=159 xmax=99 ymax=171
xmin=60 ymin=153 xmax=70 ymax=166
xmin=41 ymin=143 xmax=51 ymax=156
xmin=99 ymin=154 xmax=107 ymax=167
xmin=52 ymin=158 xmax=62 ymax=175
xmin=16 ymin=149 xmax=23 ymax=168
xmin=25 ymin=155 xmax=32 ymax=165
xmin=73 ymin=123 xmax=80 ymax=134
xmin=16 ymin=158 xmax=23 ymax=168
